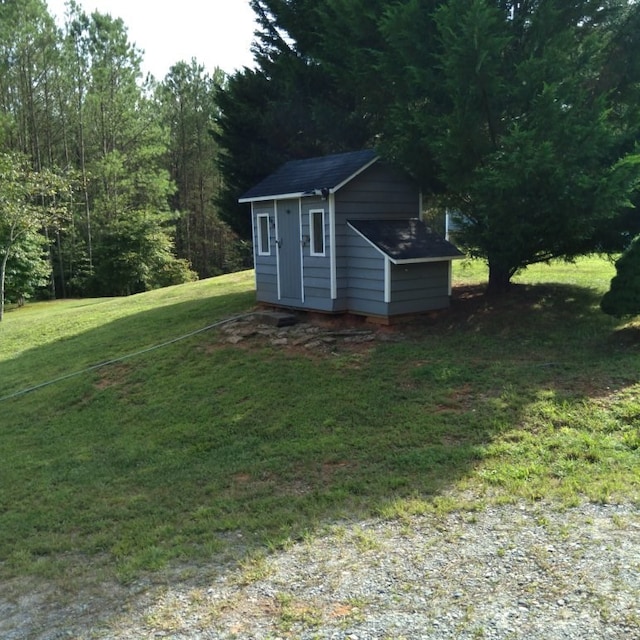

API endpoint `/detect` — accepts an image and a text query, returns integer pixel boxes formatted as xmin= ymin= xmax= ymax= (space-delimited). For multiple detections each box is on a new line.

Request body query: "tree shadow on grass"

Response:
xmin=0 ymin=288 xmax=257 ymax=399
xmin=1 ymin=280 xmax=639 ymax=637
xmin=431 ymin=282 xmax=640 ymax=398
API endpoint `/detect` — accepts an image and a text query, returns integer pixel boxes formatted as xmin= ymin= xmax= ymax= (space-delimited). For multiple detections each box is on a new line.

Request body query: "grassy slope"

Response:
xmin=0 ymin=259 xmax=638 ymax=583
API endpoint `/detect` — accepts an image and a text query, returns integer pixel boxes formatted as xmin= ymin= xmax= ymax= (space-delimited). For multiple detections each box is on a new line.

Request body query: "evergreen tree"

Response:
xmin=0 ymin=0 xmax=60 ymax=164
xmin=60 ymin=9 xmax=196 ymax=296
xmin=215 ymin=0 xmax=375 ymax=239
xmin=378 ymin=0 xmax=640 ymax=293
xmin=218 ymin=0 xmax=640 ymax=293
xmin=0 ymin=0 xmax=240 ymax=302
xmin=601 ymin=235 xmax=640 ymax=318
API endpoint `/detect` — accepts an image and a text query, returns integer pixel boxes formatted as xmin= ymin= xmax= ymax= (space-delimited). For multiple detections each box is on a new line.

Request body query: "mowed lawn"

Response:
xmin=0 ymin=258 xmax=638 ymax=583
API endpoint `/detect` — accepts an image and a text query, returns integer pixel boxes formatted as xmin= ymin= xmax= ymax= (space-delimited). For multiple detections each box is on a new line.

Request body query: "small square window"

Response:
xmin=310 ymin=209 xmax=325 ymax=256
xmin=257 ymin=214 xmax=271 ymax=255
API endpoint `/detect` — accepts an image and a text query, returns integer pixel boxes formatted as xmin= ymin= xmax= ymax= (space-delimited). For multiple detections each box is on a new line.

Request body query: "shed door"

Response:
xmin=276 ymin=200 xmax=303 ymax=301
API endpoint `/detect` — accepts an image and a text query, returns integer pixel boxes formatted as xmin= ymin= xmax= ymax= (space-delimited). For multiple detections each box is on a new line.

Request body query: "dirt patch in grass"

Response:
xmin=94 ymin=363 xmax=135 ymax=390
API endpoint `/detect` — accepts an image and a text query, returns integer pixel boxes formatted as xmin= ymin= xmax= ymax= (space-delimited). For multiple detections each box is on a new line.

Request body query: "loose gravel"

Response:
xmin=2 ymin=501 xmax=639 ymax=639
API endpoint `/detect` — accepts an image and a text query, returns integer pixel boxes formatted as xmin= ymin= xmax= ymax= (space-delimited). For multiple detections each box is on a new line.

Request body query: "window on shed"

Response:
xmin=310 ymin=209 xmax=325 ymax=256
xmin=257 ymin=213 xmax=271 ymax=255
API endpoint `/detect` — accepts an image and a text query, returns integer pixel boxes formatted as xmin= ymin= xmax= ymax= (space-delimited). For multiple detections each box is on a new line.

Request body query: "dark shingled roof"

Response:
xmin=348 ymin=219 xmax=464 ymax=263
xmin=239 ymin=149 xmax=378 ymax=202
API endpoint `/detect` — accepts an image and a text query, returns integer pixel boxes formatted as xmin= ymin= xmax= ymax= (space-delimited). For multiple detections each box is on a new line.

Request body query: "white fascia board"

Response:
xmin=250 ymin=202 xmax=258 ymax=287
xmin=239 ymin=191 xmax=305 ymax=204
xmin=330 ymin=156 xmax=380 ymax=194
xmin=384 ymin=258 xmax=391 ymax=303
xmin=392 ymin=254 xmax=465 ymax=265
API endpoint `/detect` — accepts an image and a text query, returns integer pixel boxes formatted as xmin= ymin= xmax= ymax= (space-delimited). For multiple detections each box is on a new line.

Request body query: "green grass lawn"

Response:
xmin=0 ymin=257 xmax=638 ymax=584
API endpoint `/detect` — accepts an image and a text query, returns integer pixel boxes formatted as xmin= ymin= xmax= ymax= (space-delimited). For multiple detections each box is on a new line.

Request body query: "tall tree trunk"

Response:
xmin=76 ymin=74 xmax=93 ymax=269
xmin=56 ymin=229 xmax=67 ymax=299
xmin=0 ymin=247 xmax=9 ymax=322
xmin=486 ymin=260 xmax=513 ymax=296
xmin=43 ymin=226 xmax=57 ymax=299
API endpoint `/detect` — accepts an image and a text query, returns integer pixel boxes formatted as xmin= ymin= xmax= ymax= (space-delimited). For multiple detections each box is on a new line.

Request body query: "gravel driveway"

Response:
xmin=2 ymin=500 xmax=638 ymax=639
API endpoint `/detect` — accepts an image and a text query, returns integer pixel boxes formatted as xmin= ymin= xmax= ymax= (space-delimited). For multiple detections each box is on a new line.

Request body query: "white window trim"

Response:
xmin=257 ymin=212 xmax=271 ymax=256
xmin=309 ymin=208 xmax=326 ymax=257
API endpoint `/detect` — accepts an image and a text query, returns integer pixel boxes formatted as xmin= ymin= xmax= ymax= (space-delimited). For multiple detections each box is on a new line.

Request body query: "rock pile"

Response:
xmin=219 ymin=313 xmax=386 ymax=352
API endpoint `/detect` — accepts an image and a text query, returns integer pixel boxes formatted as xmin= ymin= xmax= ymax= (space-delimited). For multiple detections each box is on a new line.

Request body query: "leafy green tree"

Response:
xmin=377 ymin=0 xmax=640 ymax=293
xmin=0 ymin=152 xmax=71 ymax=320
xmin=601 ymin=236 xmax=640 ymax=318
xmin=3 ymin=229 xmax=50 ymax=304
xmin=62 ymin=10 xmax=196 ymax=296
xmin=90 ymin=208 xmax=195 ymax=296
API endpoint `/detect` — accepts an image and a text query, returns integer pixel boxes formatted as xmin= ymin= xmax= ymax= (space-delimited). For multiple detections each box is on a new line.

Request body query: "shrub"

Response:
xmin=601 ymin=235 xmax=640 ymax=318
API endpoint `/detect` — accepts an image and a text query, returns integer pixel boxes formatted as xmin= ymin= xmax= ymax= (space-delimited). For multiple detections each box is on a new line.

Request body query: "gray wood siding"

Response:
xmin=335 ymin=162 xmax=420 ymax=304
xmin=345 ymin=230 xmax=387 ymax=315
xmin=253 ymin=203 xmax=277 ymax=303
xmin=300 ymin=199 xmax=331 ymax=304
xmin=388 ymin=262 xmax=450 ymax=314
xmin=251 ymin=161 xmax=452 ymax=317
xmin=336 ymin=163 xmax=419 ymax=218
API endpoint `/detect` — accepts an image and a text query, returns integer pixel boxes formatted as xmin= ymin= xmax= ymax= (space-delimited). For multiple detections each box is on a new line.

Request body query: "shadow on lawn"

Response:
xmin=0 ymin=288 xmax=257 ymax=399
xmin=1 ymin=280 xmax=639 ymax=593
xmin=425 ymin=282 xmax=640 ymax=359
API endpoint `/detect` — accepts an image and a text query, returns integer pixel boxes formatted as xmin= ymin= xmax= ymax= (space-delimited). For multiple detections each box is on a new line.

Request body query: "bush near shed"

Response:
xmin=601 ymin=236 xmax=640 ymax=318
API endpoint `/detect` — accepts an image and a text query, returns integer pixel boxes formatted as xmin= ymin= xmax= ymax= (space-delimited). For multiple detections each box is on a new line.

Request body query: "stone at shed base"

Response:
xmin=253 ymin=311 xmax=298 ymax=327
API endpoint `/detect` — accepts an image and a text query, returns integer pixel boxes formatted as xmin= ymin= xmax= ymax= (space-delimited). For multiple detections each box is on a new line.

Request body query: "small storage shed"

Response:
xmin=239 ymin=149 xmax=463 ymax=321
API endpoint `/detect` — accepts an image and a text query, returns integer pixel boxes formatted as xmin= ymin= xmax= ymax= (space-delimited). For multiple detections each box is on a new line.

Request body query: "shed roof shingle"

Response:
xmin=239 ymin=149 xmax=378 ymax=202
xmin=348 ymin=219 xmax=464 ymax=263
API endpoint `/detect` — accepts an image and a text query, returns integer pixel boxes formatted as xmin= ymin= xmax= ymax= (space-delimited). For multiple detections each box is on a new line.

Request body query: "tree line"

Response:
xmin=4 ymin=0 xmax=640 ymax=315
xmin=218 ymin=0 xmax=640 ymax=294
xmin=0 ymin=0 xmax=248 ymax=312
